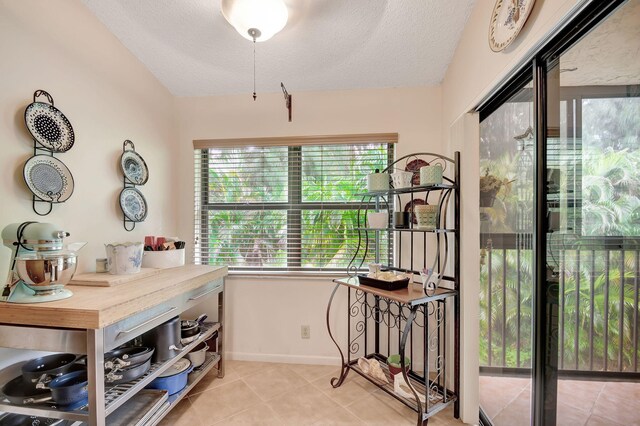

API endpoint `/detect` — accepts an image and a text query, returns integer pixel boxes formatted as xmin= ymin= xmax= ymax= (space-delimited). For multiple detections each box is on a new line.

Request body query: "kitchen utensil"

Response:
xmin=366 ymin=169 xmax=389 ymax=191
xmin=420 ymin=164 xmax=444 ymax=186
xmin=367 ymin=212 xmax=388 ymax=229
xmin=1 ymin=222 xmax=82 ymax=303
xmin=104 ymin=347 xmax=154 ymax=372
xmin=23 ymin=155 xmax=74 ymax=203
xmin=15 ymin=252 xmax=77 ymax=295
xmin=141 ymin=316 xmax=182 ymax=362
xmin=48 ymin=370 xmax=88 ymax=406
xmin=120 ymin=145 xmax=149 ymax=185
xmin=155 ymin=237 xmax=166 ymax=251
xmin=186 ymin=342 xmax=209 ymax=368
xmin=404 ymin=199 xmax=426 ymax=224
xmin=21 ymin=353 xmax=78 ymax=388
xmin=145 ymin=358 xmax=193 ymax=395
xmin=24 ymin=90 xmax=74 ymax=152
xmin=204 ymin=330 xmax=218 ymax=353
xmin=105 ymin=242 xmax=143 ymax=275
xmin=0 ymin=413 xmax=66 ymax=426
xmin=405 ymin=158 xmax=428 ymax=186
xmin=1 ymin=375 xmax=51 ymax=405
xmin=105 ymin=359 xmax=151 ymax=385
xmin=181 ymin=314 xmax=207 ymax=339
xmin=390 ymin=171 xmax=413 ymax=189
xmin=119 ymin=188 xmax=148 ymax=222
xmin=415 ymin=204 xmax=438 ymax=230
xmin=174 ymin=241 xmax=186 ymax=250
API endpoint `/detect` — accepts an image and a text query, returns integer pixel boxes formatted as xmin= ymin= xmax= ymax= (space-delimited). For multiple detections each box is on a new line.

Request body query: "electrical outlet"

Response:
xmin=301 ymin=325 xmax=310 ymax=339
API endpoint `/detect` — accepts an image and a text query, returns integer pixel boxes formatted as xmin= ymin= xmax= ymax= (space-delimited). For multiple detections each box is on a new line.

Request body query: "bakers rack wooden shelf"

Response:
xmin=326 ymin=152 xmax=460 ymax=426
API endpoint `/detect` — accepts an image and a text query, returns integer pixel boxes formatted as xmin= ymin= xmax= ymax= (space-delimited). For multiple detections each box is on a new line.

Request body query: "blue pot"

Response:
xmin=146 ymin=358 xmax=193 ymax=395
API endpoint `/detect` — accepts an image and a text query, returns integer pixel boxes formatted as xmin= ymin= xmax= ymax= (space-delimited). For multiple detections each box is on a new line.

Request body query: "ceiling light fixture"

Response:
xmin=221 ymin=0 xmax=289 ymax=101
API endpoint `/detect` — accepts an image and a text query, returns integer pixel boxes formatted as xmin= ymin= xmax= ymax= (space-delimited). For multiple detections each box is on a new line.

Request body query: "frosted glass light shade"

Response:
xmin=221 ymin=0 xmax=288 ymax=42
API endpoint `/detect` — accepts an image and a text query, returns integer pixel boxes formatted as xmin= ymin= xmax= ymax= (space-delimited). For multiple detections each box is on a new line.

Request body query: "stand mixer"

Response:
xmin=1 ymin=222 xmax=83 ymax=303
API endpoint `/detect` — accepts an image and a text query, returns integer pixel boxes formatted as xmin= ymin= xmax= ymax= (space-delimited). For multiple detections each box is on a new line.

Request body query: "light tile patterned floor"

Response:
xmin=480 ymin=375 xmax=640 ymax=426
xmin=159 ymin=360 xmax=466 ymax=426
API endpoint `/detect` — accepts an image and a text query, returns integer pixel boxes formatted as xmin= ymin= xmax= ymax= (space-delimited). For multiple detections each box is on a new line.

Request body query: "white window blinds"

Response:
xmin=193 ymin=135 xmax=396 ymax=273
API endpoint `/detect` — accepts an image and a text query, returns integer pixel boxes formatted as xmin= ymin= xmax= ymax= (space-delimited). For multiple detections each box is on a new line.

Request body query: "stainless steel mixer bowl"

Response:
xmin=15 ymin=253 xmax=77 ymax=294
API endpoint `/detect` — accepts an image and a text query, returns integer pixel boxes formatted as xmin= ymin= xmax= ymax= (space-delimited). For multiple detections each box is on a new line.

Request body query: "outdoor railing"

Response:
xmin=480 ymin=233 xmax=640 ymax=375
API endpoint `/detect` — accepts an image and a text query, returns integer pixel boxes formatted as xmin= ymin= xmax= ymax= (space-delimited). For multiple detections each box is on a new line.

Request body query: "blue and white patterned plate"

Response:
xmin=120 ymin=150 xmax=149 ymax=185
xmin=23 ymin=155 xmax=74 ymax=203
xmin=119 ymin=187 xmax=148 ymax=222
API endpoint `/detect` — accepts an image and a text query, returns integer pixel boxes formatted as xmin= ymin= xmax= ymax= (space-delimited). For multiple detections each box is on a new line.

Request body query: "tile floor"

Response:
xmin=159 ymin=360 xmax=466 ymax=425
xmin=480 ymin=375 xmax=640 ymax=426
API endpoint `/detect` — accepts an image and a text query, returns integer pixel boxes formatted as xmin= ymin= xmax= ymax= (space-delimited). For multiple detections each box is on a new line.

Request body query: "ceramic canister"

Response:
xmin=390 ymin=171 xmax=413 ymax=189
xmin=367 ymin=170 xmax=390 ymax=191
xmin=367 ymin=212 xmax=388 ymax=229
xmin=414 ymin=205 xmax=439 ymax=230
xmin=420 ymin=164 xmax=443 ymax=186
xmin=105 ymin=242 xmax=143 ymax=275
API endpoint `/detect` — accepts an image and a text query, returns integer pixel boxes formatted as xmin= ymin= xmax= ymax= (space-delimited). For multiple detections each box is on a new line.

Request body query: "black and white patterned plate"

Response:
xmin=120 ymin=150 xmax=149 ymax=185
xmin=119 ymin=187 xmax=148 ymax=222
xmin=24 ymin=102 xmax=75 ymax=152
xmin=23 ymin=155 xmax=74 ymax=203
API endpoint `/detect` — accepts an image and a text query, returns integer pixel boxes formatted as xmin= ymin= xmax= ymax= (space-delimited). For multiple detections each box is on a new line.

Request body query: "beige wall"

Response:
xmin=442 ymin=0 xmax=585 ymax=423
xmin=0 ymin=0 xmax=177 ymax=362
xmin=176 ymin=86 xmax=443 ymax=363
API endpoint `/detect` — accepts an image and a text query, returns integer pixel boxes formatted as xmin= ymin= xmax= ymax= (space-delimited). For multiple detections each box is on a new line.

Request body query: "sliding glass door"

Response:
xmin=479 ymin=0 xmax=639 ymax=424
xmin=544 ymin=0 xmax=640 ymax=424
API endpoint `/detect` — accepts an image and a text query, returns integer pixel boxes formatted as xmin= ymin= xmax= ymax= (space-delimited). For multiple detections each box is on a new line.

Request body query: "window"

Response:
xmin=194 ymin=135 xmax=396 ymax=273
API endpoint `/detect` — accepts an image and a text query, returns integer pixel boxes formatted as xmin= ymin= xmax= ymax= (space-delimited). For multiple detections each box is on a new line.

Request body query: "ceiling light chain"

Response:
xmin=249 ymin=28 xmax=260 ymax=101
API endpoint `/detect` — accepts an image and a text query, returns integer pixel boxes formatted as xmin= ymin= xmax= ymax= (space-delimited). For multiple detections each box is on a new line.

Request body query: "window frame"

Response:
xmin=194 ymin=134 xmax=397 ymax=274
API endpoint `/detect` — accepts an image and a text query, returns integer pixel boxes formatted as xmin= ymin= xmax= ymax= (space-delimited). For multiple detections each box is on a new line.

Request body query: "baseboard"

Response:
xmin=227 ymin=351 xmax=341 ymax=366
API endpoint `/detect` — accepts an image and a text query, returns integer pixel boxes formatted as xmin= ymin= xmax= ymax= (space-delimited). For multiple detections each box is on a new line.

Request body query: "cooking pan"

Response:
xmin=105 ymin=359 xmax=151 ymax=385
xmin=21 ymin=353 xmax=78 ymax=388
xmin=104 ymin=347 xmax=154 ymax=371
xmin=0 ymin=413 xmax=66 ymax=426
xmin=181 ymin=314 xmax=207 ymax=339
xmin=142 ymin=316 xmax=182 ymax=362
xmin=48 ymin=370 xmax=87 ymax=406
xmin=1 ymin=375 xmax=51 ymax=405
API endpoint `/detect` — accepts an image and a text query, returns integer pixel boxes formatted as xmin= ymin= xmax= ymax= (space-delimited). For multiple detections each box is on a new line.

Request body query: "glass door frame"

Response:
xmin=478 ymin=1 xmax=630 ymax=425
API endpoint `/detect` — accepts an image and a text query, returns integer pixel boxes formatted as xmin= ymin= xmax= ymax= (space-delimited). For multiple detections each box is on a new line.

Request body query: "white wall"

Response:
xmin=176 ymin=86 xmax=443 ymax=363
xmin=441 ymin=0 xmax=584 ymax=423
xmin=0 ymin=0 xmax=178 ymax=362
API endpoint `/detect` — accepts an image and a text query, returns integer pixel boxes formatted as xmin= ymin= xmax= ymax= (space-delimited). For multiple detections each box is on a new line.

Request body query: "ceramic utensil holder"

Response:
xmin=414 ymin=205 xmax=438 ymax=230
xmin=420 ymin=164 xmax=443 ymax=186
xmin=105 ymin=242 xmax=143 ymax=275
xmin=367 ymin=212 xmax=388 ymax=229
xmin=367 ymin=171 xmax=389 ymax=191
xmin=142 ymin=248 xmax=186 ymax=269
xmin=390 ymin=171 xmax=413 ymax=189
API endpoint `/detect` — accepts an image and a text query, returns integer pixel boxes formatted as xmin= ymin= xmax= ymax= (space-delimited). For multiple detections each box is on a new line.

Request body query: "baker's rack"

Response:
xmin=326 ymin=151 xmax=460 ymax=426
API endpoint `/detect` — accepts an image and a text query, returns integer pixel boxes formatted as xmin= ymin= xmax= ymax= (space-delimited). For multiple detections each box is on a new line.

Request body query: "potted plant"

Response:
xmin=387 ymin=354 xmax=411 ymax=376
xmin=479 ymin=169 xmax=513 ymax=207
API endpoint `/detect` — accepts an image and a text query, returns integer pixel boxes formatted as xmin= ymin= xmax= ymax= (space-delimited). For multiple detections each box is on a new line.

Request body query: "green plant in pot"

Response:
xmin=479 ymin=169 xmax=513 ymax=208
xmin=387 ymin=354 xmax=410 ymax=376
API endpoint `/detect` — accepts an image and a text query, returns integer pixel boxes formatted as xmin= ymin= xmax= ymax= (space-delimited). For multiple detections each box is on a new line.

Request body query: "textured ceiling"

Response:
xmin=82 ymin=0 xmax=475 ymax=97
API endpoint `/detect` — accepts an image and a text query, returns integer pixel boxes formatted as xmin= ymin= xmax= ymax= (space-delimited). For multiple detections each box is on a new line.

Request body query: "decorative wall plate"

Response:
xmin=120 ymin=150 xmax=149 ymax=185
xmin=24 ymin=94 xmax=75 ymax=152
xmin=405 ymin=159 xmax=428 ymax=186
xmin=119 ymin=187 xmax=148 ymax=222
xmin=23 ymin=155 xmax=74 ymax=203
xmin=489 ymin=0 xmax=536 ymax=52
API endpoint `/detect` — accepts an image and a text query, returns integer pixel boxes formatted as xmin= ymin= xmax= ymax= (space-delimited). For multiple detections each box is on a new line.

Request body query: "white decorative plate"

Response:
xmin=120 ymin=187 xmax=148 ymax=222
xmin=23 ymin=155 xmax=74 ymax=203
xmin=120 ymin=150 xmax=149 ymax=185
xmin=24 ymin=102 xmax=75 ymax=152
xmin=489 ymin=0 xmax=536 ymax=52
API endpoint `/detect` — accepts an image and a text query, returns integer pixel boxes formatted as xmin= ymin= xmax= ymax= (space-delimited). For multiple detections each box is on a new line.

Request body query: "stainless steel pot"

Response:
xmin=186 ymin=342 xmax=208 ymax=368
xmin=15 ymin=252 xmax=77 ymax=293
xmin=142 ymin=316 xmax=182 ymax=362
